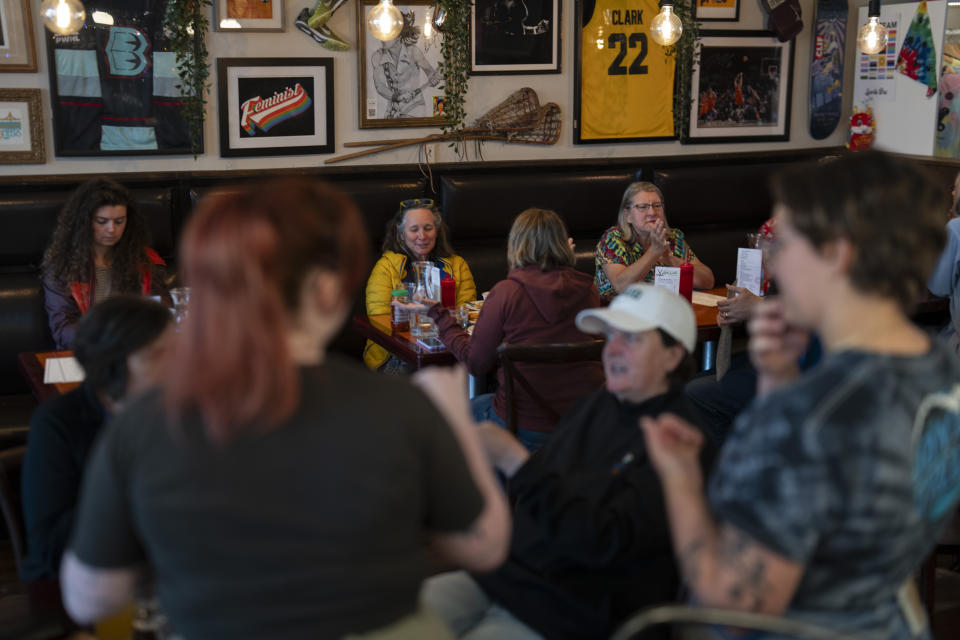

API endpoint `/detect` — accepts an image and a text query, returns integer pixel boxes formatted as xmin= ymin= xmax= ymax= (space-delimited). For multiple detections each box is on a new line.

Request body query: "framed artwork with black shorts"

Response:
xmin=686 ymin=30 xmax=794 ymax=144
xmin=0 ymin=0 xmax=37 ymax=72
xmin=573 ymin=0 xmax=676 ymax=143
xmin=217 ymin=57 xmax=335 ymax=157
xmin=471 ymin=0 xmax=561 ymax=75
xmin=45 ymin=0 xmax=198 ymax=156
xmin=213 ymin=0 xmax=284 ymax=32
xmin=695 ymin=0 xmax=740 ymax=22
xmin=357 ymin=0 xmax=446 ymax=129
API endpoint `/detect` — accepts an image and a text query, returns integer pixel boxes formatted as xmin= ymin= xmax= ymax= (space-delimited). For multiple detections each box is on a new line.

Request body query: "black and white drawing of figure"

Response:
xmin=370 ymin=10 xmax=442 ymax=118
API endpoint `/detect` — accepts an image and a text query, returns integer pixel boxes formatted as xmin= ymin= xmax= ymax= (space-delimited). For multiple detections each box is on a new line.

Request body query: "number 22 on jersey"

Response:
xmin=575 ymin=0 xmax=676 ymax=142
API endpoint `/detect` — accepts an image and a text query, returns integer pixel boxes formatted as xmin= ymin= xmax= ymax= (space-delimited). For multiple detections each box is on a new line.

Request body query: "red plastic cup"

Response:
xmin=441 ymin=277 xmax=456 ymax=308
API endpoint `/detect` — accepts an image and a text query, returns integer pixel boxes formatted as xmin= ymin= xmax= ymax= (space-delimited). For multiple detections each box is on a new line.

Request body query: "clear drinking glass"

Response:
xmin=453 ymin=305 xmax=470 ymax=328
xmin=169 ymin=286 xmax=191 ymax=325
xmin=410 ymin=262 xmax=438 ymax=338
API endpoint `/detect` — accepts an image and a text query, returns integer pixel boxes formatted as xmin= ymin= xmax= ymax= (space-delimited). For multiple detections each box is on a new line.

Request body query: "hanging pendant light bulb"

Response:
xmin=650 ymin=0 xmax=682 ymax=47
xmin=40 ymin=0 xmax=86 ymax=35
xmin=367 ymin=0 xmax=404 ymax=41
xmin=857 ymin=0 xmax=888 ymax=54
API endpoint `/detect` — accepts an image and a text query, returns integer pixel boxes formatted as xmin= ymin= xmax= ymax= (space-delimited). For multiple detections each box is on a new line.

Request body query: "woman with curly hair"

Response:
xmin=41 ymin=178 xmax=168 ymax=349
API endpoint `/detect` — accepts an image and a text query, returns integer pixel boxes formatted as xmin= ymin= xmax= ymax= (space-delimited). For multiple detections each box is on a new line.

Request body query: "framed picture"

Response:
xmin=217 ymin=57 xmax=334 ymax=157
xmin=0 ymin=89 xmax=44 ymax=163
xmin=214 ymin=0 xmax=284 ymax=32
xmin=573 ymin=0 xmax=677 ymax=144
xmin=471 ymin=0 xmax=561 ymax=75
xmin=695 ymin=0 xmax=740 ymax=22
xmin=686 ymin=31 xmax=794 ymax=144
xmin=357 ymin=0 xmax=446 ymax=129
xmin=45 ymin=1 xmax=198 ymax=156
xmin=0 ymin=0 xmax=37 ymax=72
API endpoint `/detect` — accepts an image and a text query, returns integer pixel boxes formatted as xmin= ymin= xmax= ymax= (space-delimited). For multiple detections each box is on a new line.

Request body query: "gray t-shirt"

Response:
xmin=709 ymin=344 xmax=960 ymax=638
xmin=69 ymin=356 xmax=483 ymax=640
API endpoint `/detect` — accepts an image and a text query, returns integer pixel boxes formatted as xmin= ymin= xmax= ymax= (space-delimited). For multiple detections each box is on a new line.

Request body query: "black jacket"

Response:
xmin=474 ymin=387 xmax=716 ymax=640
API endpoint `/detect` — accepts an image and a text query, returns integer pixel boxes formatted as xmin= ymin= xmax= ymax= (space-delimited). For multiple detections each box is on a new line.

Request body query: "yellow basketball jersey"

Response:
xmin=578 ymin=0 xmax=676 ymax=141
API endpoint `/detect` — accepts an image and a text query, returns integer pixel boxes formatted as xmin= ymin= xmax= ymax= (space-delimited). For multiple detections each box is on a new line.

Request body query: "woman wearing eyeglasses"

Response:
xmin=364 ymin=198 xmax=476 ymax=371
xmin=595 ymin=182 xmax=714 ymax=301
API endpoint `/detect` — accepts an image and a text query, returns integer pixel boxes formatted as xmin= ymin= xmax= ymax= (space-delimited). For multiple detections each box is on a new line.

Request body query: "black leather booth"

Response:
xmin=0 ymin=149 xmax=835 ymax=403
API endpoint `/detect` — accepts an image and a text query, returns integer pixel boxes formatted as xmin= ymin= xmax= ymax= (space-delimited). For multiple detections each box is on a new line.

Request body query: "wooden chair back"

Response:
xmin=496 ymin=340 xmax=604 ymax=434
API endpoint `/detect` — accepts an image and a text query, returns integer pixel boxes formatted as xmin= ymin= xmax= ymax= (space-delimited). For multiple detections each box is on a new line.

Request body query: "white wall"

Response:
xmin=0 ymin=0 xmax=857 ymax=176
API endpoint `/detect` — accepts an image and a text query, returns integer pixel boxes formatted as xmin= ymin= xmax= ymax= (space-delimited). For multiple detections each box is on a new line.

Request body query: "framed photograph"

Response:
xmin=695 ymin=0 xmax=740 ymax=22
xmin=0 ymin=89 xmax=44 ymax=163
xmin=573 ymin=0 xmax=677 ymax=144
xmin=45 ymin=1 xmax=198 ymax=156
xmin=0 ymin=0 xmax=37 ymax=72
xmin=214 ymin=0 xmax=284 ymax=32
xmin=357 ymin=0 xmax=446 ymax=129
xmin=686 ymin=31 xmax=794 ymax=144
xmin=217 ymin=57 xmax=334 ymax=157
xmin=471 ymin=0 xmax=561 ymax=75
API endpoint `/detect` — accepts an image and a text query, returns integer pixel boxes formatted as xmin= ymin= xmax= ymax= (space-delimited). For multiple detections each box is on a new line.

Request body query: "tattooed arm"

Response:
xmin=641 ymin=413 xmax=804 ymax=615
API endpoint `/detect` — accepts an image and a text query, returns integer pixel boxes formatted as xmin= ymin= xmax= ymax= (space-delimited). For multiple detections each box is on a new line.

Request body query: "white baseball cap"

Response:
xmin=576 ymin=284 xmax=696 ymax=353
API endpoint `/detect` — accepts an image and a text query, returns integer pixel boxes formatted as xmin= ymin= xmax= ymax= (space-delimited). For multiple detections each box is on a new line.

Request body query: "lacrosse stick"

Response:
xmin=327 ymin=88 xmax=545 ymax=163
xmin=341 ymin=87 xmax=542 ymax=148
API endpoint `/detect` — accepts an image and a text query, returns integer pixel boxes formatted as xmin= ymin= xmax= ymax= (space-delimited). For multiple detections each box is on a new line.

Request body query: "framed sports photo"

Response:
xmin=573 ymin=0 xmax=676 ymax=144
xmin=471 ymin=0 xmax=561 ymax=75
xmin=45 ymin=1 xmax=198 ymax=156
xmin=0 ymin=89 xmax=44 ymax=163
xmin=686 ymin=31 xmax=794 ymax=144
xmin=357 ymin=0 xmax=446 ymax=129
xmin=217 ymin=58 xmax=334 ymax=157
xmin=214 ymin=0 xmax=284 ymax=32
xmin=0 ymin=0 xmax=37 ymax=72
xmin=695 ymin=0 xmax=740 ymax=22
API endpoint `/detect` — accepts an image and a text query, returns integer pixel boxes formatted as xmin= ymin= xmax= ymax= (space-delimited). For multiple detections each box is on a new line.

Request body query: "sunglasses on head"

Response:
xmin=400 ymin=198 xmax=435 ymax=210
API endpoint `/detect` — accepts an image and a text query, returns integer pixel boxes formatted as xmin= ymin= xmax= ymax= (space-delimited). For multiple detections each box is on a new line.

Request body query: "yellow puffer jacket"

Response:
xmin=363 ymin=250 xmax=477 ymax=370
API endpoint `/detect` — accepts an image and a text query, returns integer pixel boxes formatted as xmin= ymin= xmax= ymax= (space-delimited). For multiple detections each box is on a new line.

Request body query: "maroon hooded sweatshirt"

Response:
xmin=431 ymin=265 xmax=605 ymax=433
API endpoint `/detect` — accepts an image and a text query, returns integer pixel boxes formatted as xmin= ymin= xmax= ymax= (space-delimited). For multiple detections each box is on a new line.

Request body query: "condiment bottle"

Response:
xmin=679 ymin=258 xmax=694 ymax=302
xmin=441 ymin=277 xmax=456 ymax=308
xmin=390 ymin=288 xmax=410 ymax=333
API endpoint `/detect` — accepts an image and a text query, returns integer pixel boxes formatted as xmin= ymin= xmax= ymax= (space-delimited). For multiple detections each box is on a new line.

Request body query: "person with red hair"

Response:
xmin=59 ymin=179 xmax=510 ymax=640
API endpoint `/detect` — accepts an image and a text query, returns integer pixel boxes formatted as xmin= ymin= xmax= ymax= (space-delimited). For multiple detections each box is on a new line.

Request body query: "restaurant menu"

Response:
xmin=653 ymin=266 xmax=681 ymax=294
xmin=43 ymin=357 xmax=85 ymax=384
xmin=736 ymin=248 xmax=764 ymax=296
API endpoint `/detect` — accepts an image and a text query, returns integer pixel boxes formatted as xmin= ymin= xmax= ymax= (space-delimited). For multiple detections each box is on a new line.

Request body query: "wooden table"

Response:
xmin=355 ymin=291 xmax=728 ymax=373
xmin=352 ymin=315 xmax=457 ymax=370
xmin=17 ymin=350 xmax=81 ymax=403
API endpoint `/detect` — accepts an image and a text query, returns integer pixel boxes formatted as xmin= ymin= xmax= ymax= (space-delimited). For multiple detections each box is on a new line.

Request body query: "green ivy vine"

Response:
xmin=164 ymin=0 xmax=211 ymax=155
xmin=666 ymin=0 xmax=700 ymax=141
xmin=437 ymin=0 xmax=471 ymax=136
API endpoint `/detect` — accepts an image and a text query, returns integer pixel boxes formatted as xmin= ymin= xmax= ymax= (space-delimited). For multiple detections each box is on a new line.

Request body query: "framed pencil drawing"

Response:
xmin=471 ymin=0 xmax=561 ymax=74
xmin=214 ymin=0 xmax=284 ymax=32
xmin=357 ymin=0 xmax=446 ymax=128
xmin=695 ymin=0 xmax=740 ymax=22
xmin=0 ymin=89 xmax=44 ymax=163
xmin=686 ymin=31 xmax=794 ymax=144
xmin=217 ymin=57 xmax=335 ymax=157
xmin=0 ymin=0 xmax=37 ymax=72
